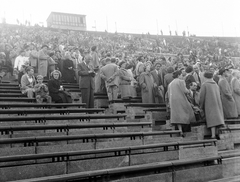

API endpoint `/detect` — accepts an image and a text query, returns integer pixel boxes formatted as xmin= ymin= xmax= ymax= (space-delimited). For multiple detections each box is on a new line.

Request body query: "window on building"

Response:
xmin=74 ymin=16 xmax=77 ymax=26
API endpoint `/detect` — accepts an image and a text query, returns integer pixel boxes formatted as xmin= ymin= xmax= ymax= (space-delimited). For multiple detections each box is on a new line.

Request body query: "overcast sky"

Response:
xmin=1 ymin=0 xmax=240 ymax=37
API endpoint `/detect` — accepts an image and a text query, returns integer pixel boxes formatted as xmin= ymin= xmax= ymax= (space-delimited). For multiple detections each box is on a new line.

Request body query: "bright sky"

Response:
xmin=1 ymin=0 xmax=240 ymax=37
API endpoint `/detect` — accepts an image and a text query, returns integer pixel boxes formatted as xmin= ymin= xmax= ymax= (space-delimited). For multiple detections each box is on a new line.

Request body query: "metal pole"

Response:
xmin=106 ymin=16 xmax=108 ymax=31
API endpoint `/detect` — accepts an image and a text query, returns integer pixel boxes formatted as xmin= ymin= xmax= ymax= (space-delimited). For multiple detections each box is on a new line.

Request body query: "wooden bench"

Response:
xmin=11 ymin=156 xmax=221 ymax=182
xmin=0 ymin=130 xmax=181 ymax=146
xmin=0 ymin=122 xmax=152 ymax=135
xmin=0 ymin=103 xmax=86 ymax=109
xmin=0 ymin=139 xmax=216 ymax=167
xmin=0 ymin=114 xmax=127 ymax=123
xmin=109 ymin=99 xmax=142 ymax=114
xmin=0 ymin=97 xmax=35 ymax=102
xmin=0 ymin=86 xmax=20 ymax=90
xmin=0 ymin=89 xmax=21 ymax=93
xmin=0 ymin=93 xmax=26 ymax=97
xmin=0 ymin=108 xmax=105 ymax=115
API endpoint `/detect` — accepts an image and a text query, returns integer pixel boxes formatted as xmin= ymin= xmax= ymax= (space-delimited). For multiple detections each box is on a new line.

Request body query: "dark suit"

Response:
xmin=78 ymin=62 xmax=95 ymax=108
xmin=151 ymin=70 xmax=162 ymax=86
xmin=151 ymin=70 xmax=164 ymax=103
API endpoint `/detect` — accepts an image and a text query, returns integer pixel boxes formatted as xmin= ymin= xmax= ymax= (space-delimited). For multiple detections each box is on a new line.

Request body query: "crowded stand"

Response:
xmin=1 ymin=22 xmax=240 ymax=181
xmin=1 ymin=24 xmax=240 ymax=137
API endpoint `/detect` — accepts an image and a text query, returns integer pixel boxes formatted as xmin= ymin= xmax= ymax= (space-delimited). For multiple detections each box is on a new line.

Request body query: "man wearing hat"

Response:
xmin=218 ymin=67 xmax=238 ymax=118
xmin=151 ymin=60 xmax=164 ymax=103
xmin=38 ymin=45 xmax=49 ymax=78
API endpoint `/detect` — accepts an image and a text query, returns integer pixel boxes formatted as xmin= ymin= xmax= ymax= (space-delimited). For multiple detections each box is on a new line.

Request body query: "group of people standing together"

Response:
xmin=168 ymin=63 xmax=240 ymax=139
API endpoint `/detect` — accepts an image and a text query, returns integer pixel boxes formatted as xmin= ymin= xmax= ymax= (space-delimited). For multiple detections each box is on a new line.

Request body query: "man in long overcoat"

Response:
xmin=218 ymin=68 xmax=238 ymax=118
xmin=78 ymin=55 xmax=95 ymax=108
xmin=199 ymin=72 xmax=224 ymax=138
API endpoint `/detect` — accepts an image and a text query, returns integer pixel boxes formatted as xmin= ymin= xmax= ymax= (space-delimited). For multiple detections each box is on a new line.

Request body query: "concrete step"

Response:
xmin=0 ymin=140 xmax=218 ymax=181
xmin=7 ymin=156 xmax=222 ymax=182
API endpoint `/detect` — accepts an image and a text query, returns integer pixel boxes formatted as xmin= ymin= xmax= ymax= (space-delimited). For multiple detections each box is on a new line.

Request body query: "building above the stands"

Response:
xmin=47 ymin=12 xmax=86 ymax=31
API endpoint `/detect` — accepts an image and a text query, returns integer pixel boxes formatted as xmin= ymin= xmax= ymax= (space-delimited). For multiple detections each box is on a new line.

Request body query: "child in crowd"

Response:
xmin=34 ymin=75 xmax=52 ymax=103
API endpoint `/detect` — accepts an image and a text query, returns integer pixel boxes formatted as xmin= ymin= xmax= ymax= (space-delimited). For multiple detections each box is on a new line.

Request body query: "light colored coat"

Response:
xmin=139 ymin=72 xmax=154 ymax=103
xmin=100 ymin=63 xmax=119 ymax=87
xmin=168 ymin=78 xmax=196 ymax=125
xmin=38 ymin=50 xmax=48 ymax=77
xmin=199 ymin=80 xmax=224 ymax=128
xmin=119 ymin=68 xmax=132 ymax=98
xmin=218 ymin=77 xmax=238 ymax=118
xmin=231 ymin=77 xmax=240 ymax=115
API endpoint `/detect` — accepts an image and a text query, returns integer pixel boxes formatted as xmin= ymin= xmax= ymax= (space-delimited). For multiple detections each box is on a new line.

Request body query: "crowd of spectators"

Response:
xmin=0 ymin=23 xmax=240 ymax=138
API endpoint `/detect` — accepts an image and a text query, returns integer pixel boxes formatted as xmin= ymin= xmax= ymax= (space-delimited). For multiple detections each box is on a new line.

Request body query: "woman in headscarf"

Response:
xmin=139 ymin=61 xmax=155 ymax=103
xmin=168 ymin=70 xmax=196 ymax=136
xmin=48 ymin=70 xmax=72 ymax=103
xmin=62 ymin=52 xmax=76 ymax=83
xmin=118 ymin=61 xmax=132 ymax=99
xmin=21 ymin=66 xmax=36 ymax=98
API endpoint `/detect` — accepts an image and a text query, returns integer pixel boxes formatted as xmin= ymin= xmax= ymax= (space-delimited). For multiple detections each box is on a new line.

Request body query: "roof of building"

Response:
xmin=47 ymin=12 xmax=86 ymax=21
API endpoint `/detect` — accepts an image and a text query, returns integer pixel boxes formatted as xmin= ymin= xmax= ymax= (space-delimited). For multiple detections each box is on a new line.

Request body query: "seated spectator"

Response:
xmin=34 ymin=75 xmax=52 ymax=103
xmin=48 ymin=70 xmax=72 ymax=103
xmin=21 ymin=66 xmax=36 ymax=98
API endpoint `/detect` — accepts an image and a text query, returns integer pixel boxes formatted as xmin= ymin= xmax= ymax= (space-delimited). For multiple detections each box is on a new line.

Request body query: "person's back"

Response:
xmin=101 ymin=63 xmax=118 ymax=80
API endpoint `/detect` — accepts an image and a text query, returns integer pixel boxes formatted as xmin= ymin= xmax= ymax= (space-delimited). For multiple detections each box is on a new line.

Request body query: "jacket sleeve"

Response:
xmin=232 ymin=79 xmax=240 ymax=96
xmin=100 ymin=68 xmax=107 ymax=81
xmin=38 ymin=50 xmax=48 ymax=60
xmin=78 ymin=64 xmax=90 ymax=76
xmin=199 ymin=84 xmax=206 ymax=109
xmin=14 ymin=57 xmax=19 ymax=69
xmin=21 ymin=75 xmax=30 ymax=90
xmin=34 ymin=84 xmax=41 ymax=92
xmin=219 ymin=80 xmax=234 ymax=100
xmin=119 ymin=70 xmax=131 ymax=81
xmin=139 ymin=74 xmax=146 ymax=89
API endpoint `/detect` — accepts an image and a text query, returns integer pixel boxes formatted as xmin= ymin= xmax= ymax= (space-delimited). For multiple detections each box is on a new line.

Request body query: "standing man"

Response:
xmin=218 ymin=67 xmax=238 ymax=119
xmin=151 ymin=60 xmax=164 ymax=103
xmin=91 ymin=46 xmax=101 ymax=93
xmin=100 ymin=57 xmax=119 ymax=101
xmin=14 ymin=50 xmax=29 ymax=84
xmin=78 ymin=55 xmax=95 ymax=108
xmin=38 ymin=45 xmax=49 ymax=79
